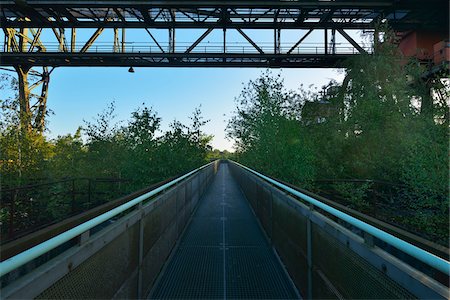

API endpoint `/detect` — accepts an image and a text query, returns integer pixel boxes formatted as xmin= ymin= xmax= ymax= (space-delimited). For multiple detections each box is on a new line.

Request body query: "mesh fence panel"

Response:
xmin=20 ymin=164 xmax=218 ymax=300
xmin=311 ymin=222 xmax=416 ymax=299
xmin=272 ymin=191 xmax=308 ymax=296
xmin=229 ymin=163 xmax=431 ymax=299
xmin=37 ymin=223 xmax=140 ymax=299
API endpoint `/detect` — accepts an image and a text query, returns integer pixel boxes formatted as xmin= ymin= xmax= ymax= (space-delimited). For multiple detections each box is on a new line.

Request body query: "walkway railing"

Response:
xmin=1 ymin=41 xmax=371 ymax=55
xmin=0 ymin=160 xmax=219 ymax=299
xmin=229 ymin=160 xmax=449 ymax=299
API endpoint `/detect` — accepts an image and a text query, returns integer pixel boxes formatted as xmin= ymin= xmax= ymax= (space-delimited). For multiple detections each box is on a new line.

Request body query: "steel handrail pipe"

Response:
xmin=231 ymin=160 xmax=450 ymax=275
xmin=0 ymin=161 xmax=214 ymax=277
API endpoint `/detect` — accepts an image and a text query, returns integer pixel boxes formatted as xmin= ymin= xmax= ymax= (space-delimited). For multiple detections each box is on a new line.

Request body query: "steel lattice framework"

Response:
xmin=0 ymin=0 xmax=447 ymax=131
xmin=0 ymin=0 xmax=448 ymax=68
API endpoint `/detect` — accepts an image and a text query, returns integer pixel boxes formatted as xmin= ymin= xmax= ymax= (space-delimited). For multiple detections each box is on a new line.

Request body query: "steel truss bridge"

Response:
xmin=0 ymin=0 xmax=447 ymax=130
xmin=0 ymin=0 xmax=448 ymax=68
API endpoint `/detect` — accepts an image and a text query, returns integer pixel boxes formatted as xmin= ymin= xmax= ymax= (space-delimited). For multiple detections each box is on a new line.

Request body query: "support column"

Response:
xmin=71 ymin=28 xmax=76 ymax=52
xmin=274 ymin=29 xmax=281 ymax=54
xmin=15 ymin=65 xmax=32 ymax=132
xmin=34 ymin=69 xmax=50 ymax=132
xmin=331 ymin=28 xmax=336 ymax=54
xmin=223 ymin=28 xmax=226 ymax=63
xmin=169 ymin=28 xmax=175 ymax=53
xmin=121 ymin=28 xmax=126 ymax=52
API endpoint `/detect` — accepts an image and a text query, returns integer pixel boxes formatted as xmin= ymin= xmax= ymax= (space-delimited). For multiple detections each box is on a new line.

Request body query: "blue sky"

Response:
xmin=1 ymin=27 xmax=364 ymax=150
xmin=46 ymin=67 xmax=344 ymax=151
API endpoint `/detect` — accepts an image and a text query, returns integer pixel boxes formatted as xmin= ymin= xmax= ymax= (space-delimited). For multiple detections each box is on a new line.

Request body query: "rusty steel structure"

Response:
xmin=0 ymin=0 xmax=448 ymax=130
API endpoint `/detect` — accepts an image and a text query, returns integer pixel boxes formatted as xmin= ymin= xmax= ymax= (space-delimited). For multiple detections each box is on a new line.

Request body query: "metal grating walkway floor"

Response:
xmin=150 ymin=163 xmax=299 ymax=299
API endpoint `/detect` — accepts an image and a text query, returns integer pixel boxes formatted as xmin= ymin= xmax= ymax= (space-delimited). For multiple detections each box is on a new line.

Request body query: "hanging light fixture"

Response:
xmin=128 ymin=67 xmax=135 ymax=73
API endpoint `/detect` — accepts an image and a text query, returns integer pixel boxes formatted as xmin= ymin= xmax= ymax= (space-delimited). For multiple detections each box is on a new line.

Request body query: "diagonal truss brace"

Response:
xmin=80 ymin=28 xmax=105 ymax=53
xmin=287 ymin=29 xmax=313 ymax=54
xmin=236 ymin=28 xmax=264 ymax=54
xmin=337 ymin=29 xmax=367 ymax=54
xmin=185 ymin=28 xmax=213 ymax=53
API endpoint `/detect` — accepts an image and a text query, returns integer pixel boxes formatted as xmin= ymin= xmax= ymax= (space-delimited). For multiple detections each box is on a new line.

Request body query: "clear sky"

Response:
xmin=1 ymin=27 xmax=363 ymax=151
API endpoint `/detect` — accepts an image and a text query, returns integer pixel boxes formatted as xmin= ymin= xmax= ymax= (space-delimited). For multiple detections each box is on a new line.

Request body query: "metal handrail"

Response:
xmin=231 ymin=160 xmax=450 ymax=275
xmin=0 ymin=161 xmax=214 ymax=277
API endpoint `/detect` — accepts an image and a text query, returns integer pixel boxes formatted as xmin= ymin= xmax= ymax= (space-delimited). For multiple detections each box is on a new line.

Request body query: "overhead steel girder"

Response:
xmin=0 ymin=21 xmax=387 ymax=30
xmin=0 ymin=1 xmax=447 ymax=31
xmin=0 ymin=52 xmax=352 ymax=68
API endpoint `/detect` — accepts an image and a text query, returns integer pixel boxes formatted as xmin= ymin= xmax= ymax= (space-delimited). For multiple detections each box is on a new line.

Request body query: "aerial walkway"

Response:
xmin=151 ymin=164 xmax=298 ymax=299
xmin=0 ymin=161 xmax=448 ymax=299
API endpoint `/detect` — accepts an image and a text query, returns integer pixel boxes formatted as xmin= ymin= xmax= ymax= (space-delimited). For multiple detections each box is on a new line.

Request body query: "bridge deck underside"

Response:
xmin=150 ymin=163 xmax=299 ymax=299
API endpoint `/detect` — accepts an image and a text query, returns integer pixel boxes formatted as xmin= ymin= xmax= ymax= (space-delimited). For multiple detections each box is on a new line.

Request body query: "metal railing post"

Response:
xmin=307 ymin=204 xmax=313 ymax=299
xmin=269 ymin=190 xmax=274 ymax=243
xmin=137 ymin=202 xmax=144 ymax=298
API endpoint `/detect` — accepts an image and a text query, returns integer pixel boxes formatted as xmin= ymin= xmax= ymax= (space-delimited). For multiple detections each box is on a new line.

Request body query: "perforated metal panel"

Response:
xmin=311 ymin=222 xmax=416 ymax=299
xmin=37 ymin=223 xmax=140 ymax=299
xmin=228 ymin=163 xmax=437 ymax=300
xmin=2 ymin=164 xmax=219 ymax=300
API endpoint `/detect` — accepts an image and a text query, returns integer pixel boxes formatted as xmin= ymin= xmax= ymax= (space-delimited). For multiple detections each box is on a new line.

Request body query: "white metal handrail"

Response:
xmin=231 ymin=160 xmax=450 ymax=275
xmin=0 ymin=161 xmax=214 ymax=277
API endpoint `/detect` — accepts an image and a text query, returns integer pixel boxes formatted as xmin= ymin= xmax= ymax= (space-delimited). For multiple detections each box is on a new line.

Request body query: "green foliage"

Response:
xmin=0 ymin=94 xmax=213 ymax=234
xmin=49 ymin=128 xmax=85 ymax=178
xmin=332 ymin=182 xmax=372 ymax=211
xmin=227 ymin=72 xmax=316 ymax=187
xmin=227 ymin=26 xmax=449 ymax=244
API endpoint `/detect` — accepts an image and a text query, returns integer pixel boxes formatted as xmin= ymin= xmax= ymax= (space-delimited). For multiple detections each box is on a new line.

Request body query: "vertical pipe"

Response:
xmin=331 ymin=28 xmax=336 ymax=54
xmin=71 ymin=28 xmax=76 ymax=52
xmin=274 ymin=28 xmax=277 ymax=54
xmin=223 ymin=28 xmax=226 ymax=53
xmin=169 ymin=28 xmax=175 ymax=53
xmin=324 ymin=28 xmax=328 ymax=55
xmin=223 ymin=28 xmax=226 ymax=63
xmin=121 ymin=28 xmax=126 ymax=53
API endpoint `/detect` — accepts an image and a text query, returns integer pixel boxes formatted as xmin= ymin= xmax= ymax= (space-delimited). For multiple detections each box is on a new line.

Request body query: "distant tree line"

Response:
xmin=226 ymin=29 xmax=449 ymax=244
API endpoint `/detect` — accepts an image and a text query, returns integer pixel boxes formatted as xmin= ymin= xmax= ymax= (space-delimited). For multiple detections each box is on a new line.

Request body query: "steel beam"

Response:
xmin=287 ymin=29 xmax=313 ymax=54
xmin=80 ymin=28 xmax=104 ymax=53
xmin=1 ymin=1 xmax=447 ymax=30
xmin=185 ymin=28 xmax=213 ymax=53
xmin=144 ymin=28 xmax=165 ymax=53
xmin=0 ymin=52 xmax=351 ymax=68
xmin=29 ymin=28 xmax=43 ymax=52
xmin=337 ymin=29 xmax=368 ymax=54
xmin=236 ymin=28 xmax=264 ymax=54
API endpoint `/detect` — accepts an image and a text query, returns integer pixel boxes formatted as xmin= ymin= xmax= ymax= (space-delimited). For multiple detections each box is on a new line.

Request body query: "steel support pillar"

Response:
xmin=14 ymin=65 xmax=32 ymax=131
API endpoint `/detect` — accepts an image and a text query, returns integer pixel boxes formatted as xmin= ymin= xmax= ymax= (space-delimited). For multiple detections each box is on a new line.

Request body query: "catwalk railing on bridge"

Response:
xmin=1 ymin=41 xmax=369 ymax=55
xmin=0 ymin=160 xmax=448 ymax=299
xmin=0 ymin=161 xmax=219 ymax=299
xmin=228 ymin=161 xmax=449 ymax=299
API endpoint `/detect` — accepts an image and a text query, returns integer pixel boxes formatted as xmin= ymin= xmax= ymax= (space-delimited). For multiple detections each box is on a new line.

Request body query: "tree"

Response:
xmin=227 ymin=71 xmax=316 ymax=186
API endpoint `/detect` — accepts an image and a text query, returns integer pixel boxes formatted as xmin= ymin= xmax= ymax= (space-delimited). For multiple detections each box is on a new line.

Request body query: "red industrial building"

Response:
xmin=398 ymin=30 xmax=449 ymax=69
